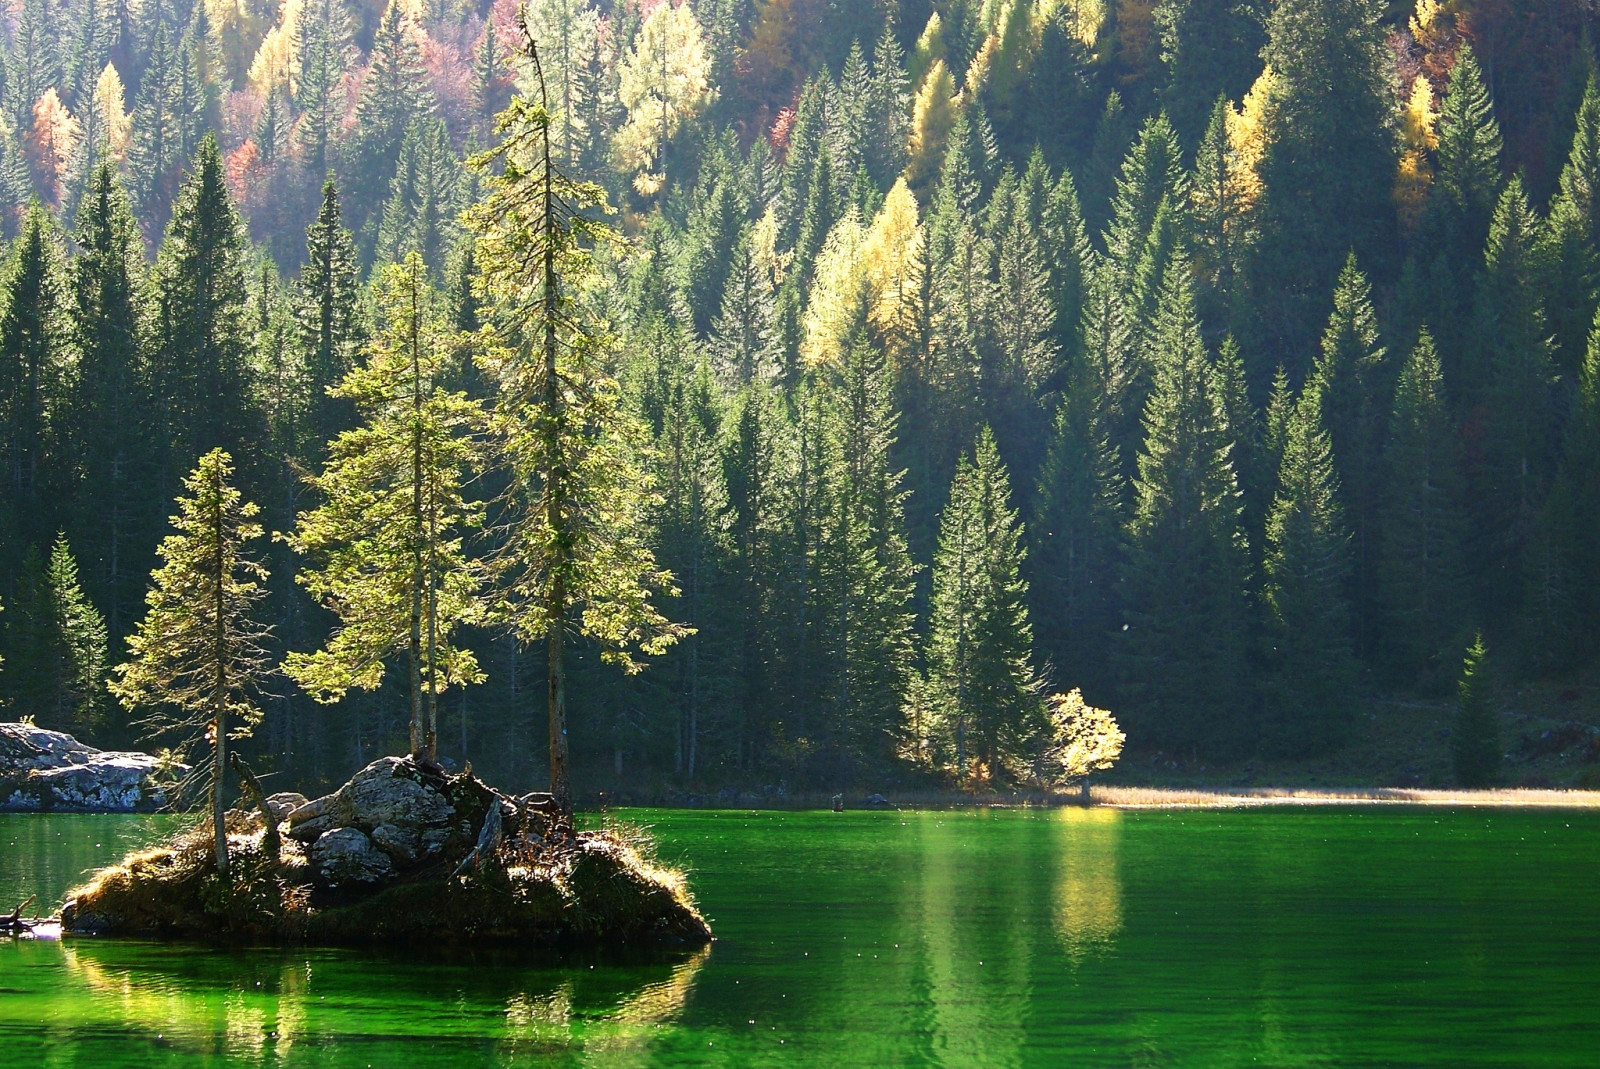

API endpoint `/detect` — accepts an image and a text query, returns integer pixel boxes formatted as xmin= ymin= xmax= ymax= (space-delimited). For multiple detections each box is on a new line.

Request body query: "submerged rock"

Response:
xmin=60 ymin=755 xmax=712 ymax=948
xmin=0 ymin=722 xmax=182 ymax=813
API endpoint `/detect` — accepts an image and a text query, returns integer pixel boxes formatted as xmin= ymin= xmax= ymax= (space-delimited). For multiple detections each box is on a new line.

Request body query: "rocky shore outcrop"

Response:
xmin=0 ymin=722 xmax=182 ymax=812
xmin=60 ymin=755 xmax=711 ymax=948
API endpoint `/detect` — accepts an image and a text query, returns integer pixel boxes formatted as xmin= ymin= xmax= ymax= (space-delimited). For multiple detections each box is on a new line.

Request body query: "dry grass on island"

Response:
xmin=61 ymin=756 xmax=710 ymax=947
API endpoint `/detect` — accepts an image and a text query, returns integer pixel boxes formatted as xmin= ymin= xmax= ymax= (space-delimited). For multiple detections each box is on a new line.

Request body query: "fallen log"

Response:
xmin=229 ymin=752 xmax=280 ymax=862
xmin=450 ymin=798 xmax=503 ymax=879
xmin=2 ymin=895 xmax=37 ymax=933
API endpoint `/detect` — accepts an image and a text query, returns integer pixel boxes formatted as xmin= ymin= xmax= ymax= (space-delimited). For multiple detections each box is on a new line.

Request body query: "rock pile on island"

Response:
xmin=0 ymin=722 xmax=182 ymax=812
xmin=59 ymin=754 xmax=711 ymax=948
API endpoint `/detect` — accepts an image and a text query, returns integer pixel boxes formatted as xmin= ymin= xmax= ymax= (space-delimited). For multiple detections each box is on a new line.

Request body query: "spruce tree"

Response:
xmin=1468 ymin=178 xmax=1558 ymax=608
xmin=297 ymin=0 xmax=355 ymax=183
xmin=125 ymin=26 xmax=185 ymax=237
xmin=70 ymin=163 xmax=147 ymax=641
xmin=0 ymin=208 xmax=72 ymax=556
xmin=33 ymin=533 xmax=109 ymax=730
xmin=1154 ymin=0 xmax=1267 ymax=148
xmin=375 ymin=118 xmax=462 ymax=278
xmin=1311 ymin=254 xmax=1389 ymax=651
xmin=924 ymin=427 xmax=1044 ymax=784
xmin=1250 ymin=0 xmax=1396 ymax=354
xmin=111 ymin=450 xmax=271 ymax=877
xmin=1451 ymin=633 xmax=1498 ymax=787
xmin=1262 ymin=386 xmax=1356 ymax=755
xmin=1121 ymin=262 xmax=1250 ymax=755
xmin=347 ymin=0 xmax=437 ymax=235
xmin=294 ymin=179 xmax=363 ymax=446
xmin=286 ymin=256 xmax=486 ymax=761
xmin=709 ymin=224 xmax=779 ymax=384
xmin=467 ymin=28 xmax=686 ymax=813
xmin=1377 ymin=329 xmax=1467 ymax=682
xmin=1546 ymin=71 xmax=1600 ymax=379
xmin=819 ymin=339 xmax=917 ymax=769
xmin=150 ymin=135 xmax=259 ymax=487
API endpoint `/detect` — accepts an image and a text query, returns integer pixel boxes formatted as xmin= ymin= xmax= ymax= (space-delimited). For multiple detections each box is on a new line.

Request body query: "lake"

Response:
xmin=2 ymin=806 xmax=1597 ymax=1067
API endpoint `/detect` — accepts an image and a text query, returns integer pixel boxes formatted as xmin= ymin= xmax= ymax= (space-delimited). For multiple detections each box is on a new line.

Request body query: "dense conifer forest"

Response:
xmin=2 ymin=0 xmax=1599 ymax=794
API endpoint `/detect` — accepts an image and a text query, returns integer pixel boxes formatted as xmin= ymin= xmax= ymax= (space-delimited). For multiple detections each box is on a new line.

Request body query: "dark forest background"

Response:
xmin=3 ymin=0 xmax=1600 ymax=795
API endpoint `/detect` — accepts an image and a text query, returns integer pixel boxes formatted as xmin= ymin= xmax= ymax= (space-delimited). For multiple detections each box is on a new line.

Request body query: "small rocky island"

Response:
xmin=1 ymin=722 xmax=181 ymax=812
xmin=60 ymin=756 xmax=711 ymax=947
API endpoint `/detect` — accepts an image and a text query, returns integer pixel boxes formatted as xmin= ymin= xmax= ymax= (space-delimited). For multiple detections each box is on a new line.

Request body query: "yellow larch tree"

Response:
xmin=801 ymin=211 xmax=868 ymax=366
xmin=614 ymin=0 xmax=714 ymax=197
xmin=905 ymin=58 xmax=958 ymax=196
xmin=1395 ymin=76 xmax=1438 ymax=232
xmin=861 ymin=178 xmax=924 ymax=358
xmin=247 ymin=0 xmax=303 ymax=98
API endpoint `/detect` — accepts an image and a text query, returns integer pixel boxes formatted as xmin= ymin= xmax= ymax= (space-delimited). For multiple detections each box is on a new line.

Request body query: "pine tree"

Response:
xmin=296 ymin=0 xmax=354 ymax=183
xmin=150 ymin=135 xmax=259 ymax=487
xmin=467 ymin=27 xmax=686 ymax=813
xmin=70 ymin=162 xmax=147 ymax=641
xmin=1377 ymin=328 xmax=1466 ymax=682
xmin=923 ymin=427 xmax=1044 ymax=784
xmin=111 ymin=449 xmax=271 ymax=877
xmin=1121 ymin=262 xmax=1250 ymax=755
xmin=1451 ymin=633 xmax=1498 ymax=787
xmin=294 ymin=179 xmax=363 ymax=445
xmin=709 ymin=224 xmax=779 ymax=384
xmin=1262 ymin=386 xmax=1356 ymax=754
xmin=286 ymin=255 xmax=486 ymax=761
xmin=125 ymin=27 xmax=186 ymax=237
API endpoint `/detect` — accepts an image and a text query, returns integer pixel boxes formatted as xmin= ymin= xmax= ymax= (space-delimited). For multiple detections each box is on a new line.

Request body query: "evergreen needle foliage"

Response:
xmin=111 ymin=450 xmax=271 ymax=876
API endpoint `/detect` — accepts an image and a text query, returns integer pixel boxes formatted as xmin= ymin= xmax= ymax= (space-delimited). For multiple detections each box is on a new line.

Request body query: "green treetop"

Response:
xmin=285 ymin=255 xmax=486 ymax=762
xmin=111 ymin=449 xmax=271 ymax=878
xmin=1451 ymin=633 xmax=1498 ymax=787
xmin=294 ymin=179 xmax=364 ymax=446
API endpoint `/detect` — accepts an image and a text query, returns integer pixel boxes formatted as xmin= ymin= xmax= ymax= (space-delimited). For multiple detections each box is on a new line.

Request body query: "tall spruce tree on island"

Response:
xmin=285 ymin=255 xmax=486 ymax=762
xmin=923 ymin=426 xmax=1044 ymax=783
xmin=111 ymin=450 xmax=271 ymax=877
xmin=467 ymin=21 xmax=686 ymax=815
xmin=1121 ymin=262 xmax=1251 ymax=755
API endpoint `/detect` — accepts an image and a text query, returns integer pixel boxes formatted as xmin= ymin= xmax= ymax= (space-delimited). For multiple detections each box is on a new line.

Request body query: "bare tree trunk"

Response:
xmin=212 ymin=480 xmax=230 ymax=878
xmin=548 ymin=576 xmax=570 ymax=813
xmin=408 ymin=271 xmax=426 ymax=758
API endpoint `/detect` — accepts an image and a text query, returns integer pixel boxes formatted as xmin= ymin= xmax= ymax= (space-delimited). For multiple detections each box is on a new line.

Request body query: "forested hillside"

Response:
xmin=2 ymin=0 xmax=1599 ymax=793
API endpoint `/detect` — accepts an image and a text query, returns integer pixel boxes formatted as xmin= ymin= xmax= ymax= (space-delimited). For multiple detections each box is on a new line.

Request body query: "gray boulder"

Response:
xmin=287 ymin=758 xmax=460 ymax=861
xmin=308 ymin=827 xmax=395 ymax=889
xmin=0 ymin=722 xmax=182 ymax=812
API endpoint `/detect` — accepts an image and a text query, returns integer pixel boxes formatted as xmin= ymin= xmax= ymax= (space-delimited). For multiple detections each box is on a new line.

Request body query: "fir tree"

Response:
xmin=709 ymin=224 xmax=779 ymax=384
xmin=111 ymin=449 xmax=271 ymax=877
xmin=1262 ymin=386 xmax=1356 ymax=754
xmin=1121 ymin=262 xmax=1251 ymax=754
xmin=297 ymin=0 xmax=355 ymax=183
xmin=1546 ymin=73 xmax=1600 ymax=379
xmin=1451 ymin=633 xmax=1498 ymax=787
xmin=286 ymin=255 xmax=486 ymax=761
xmin=124 ymin=27 xmax=185 ymax=236
xmin=923 ymin=427 xmax=1044 ymax=784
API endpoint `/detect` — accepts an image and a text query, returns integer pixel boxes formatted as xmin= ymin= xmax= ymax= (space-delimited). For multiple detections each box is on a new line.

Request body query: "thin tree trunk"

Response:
xmin=408 ymin=271 xmax=426 ymax=758
xmin=541 ymin=82 xmax=572 ymax=815
xmin=212 ymin=477 xmax=229 ymax=878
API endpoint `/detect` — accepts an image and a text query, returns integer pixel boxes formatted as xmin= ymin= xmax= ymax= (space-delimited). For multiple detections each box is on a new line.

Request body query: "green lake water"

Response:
xmin=2 ymin=806 xmax=1598 ymax=1067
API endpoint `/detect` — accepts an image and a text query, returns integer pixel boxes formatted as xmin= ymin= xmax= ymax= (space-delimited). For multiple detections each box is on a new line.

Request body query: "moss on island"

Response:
xmin=60 ymin=757 xmax=710 ymax=947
